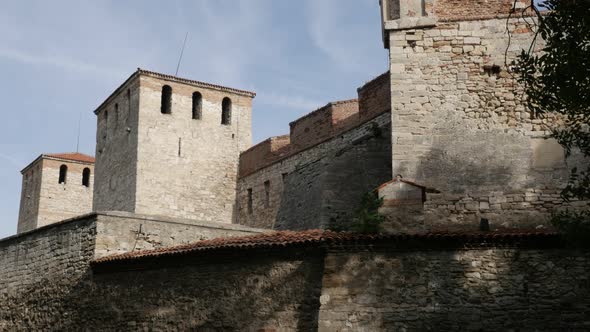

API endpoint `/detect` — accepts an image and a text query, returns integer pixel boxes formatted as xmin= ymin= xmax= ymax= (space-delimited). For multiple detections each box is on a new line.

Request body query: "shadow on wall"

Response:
xmin=275 ymin=122 xmax=392 ymax=231
xmin=397 ymin=107 xmax=575 ymax=231
xmin=319 ymin=247 xmax=590 ymax=331
xmin=2 ymin=251 xmax=325 ymax=331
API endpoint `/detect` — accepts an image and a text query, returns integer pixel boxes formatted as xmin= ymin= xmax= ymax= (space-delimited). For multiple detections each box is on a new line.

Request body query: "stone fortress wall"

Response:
xmin=380 ymin=0 xmax=589 ymax=231
xmin=93 ymin=69 xmax=254 ymax=224
xmin=2 ymin=1 xmax=590 ymax=330
xmin=17 ymin=154 xmax=94 ymax=234
xmin=2 ymin=227 xmax=589 ymax=331
xmin=236 ymin=72 xmax=392 ymax=230
xmin=0 ymin=212 xmax=262 ymax=309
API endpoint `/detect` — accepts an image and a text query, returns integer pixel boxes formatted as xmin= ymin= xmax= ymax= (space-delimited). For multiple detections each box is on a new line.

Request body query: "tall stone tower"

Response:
xmin=377 ymin=0 xmax=587 ymax=229
xmin=92 ymin=69 xmax=254 ymax=223
xmin=17 ymin=153 xmax=95 ymax=233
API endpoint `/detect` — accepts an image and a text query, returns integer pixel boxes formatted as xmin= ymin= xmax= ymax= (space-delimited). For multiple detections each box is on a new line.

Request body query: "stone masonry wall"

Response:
xmin=236 ymin=112 xmax=392 ymax=230
xmin=93 ymin=211 xmax=263 ymax=258
xmin=93 ymin=75 xmax=140 ymax=213
xmin=387 ymin=17 xmax=589 ymax=229
xmin=0 ymin=216 xmax=96 ymax=298
xmin=16 ymin=160 xmax=42 ymax=233
xmin=319 ymin=248 xmax=590 ymax=331
xmin=3 ymin=232 xmax=589 ymax=331
xmin=37 ymin=158 xmax=94 ymax=228
xmin=134 ymin=75 xmax=252 ymax=223
xmin=0 ymin=212 xmax=264 ymax=330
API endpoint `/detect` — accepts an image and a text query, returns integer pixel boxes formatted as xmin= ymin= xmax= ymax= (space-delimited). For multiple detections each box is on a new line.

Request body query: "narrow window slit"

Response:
xmin=178 ymin=137 xmax=182 ymax=157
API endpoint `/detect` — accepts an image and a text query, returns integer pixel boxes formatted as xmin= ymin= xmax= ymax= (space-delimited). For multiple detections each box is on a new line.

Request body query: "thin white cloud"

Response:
xmin=306 ymin=0 xmax=383 ymax=73
xmin=0 ymin=48 xmax=121 ymax=79
xmin=259 ymin=92 xmax=324 ymax=111
xmin=0 ymin=152 xmax=24 ymax=169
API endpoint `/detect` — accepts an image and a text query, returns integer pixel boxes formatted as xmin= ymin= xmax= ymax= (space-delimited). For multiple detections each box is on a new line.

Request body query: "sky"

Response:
xmin=0 ymin=0 xmax=387 ymax=238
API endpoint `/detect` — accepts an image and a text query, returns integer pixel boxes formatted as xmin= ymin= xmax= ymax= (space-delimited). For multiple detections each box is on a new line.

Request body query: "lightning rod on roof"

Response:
xmin=76 ymin=112 xmax=81 ymax=153
xmin=175 ymin=32 xmax=189 ymax=76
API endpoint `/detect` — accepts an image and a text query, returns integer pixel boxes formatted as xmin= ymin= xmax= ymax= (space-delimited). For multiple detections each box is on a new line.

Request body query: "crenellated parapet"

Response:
xmin=238 ymin=71 xmax=391 ymax=178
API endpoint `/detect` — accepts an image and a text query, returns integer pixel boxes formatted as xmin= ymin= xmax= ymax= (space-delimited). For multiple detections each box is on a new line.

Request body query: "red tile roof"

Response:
xmin=92 ymin=229 xmax=560 ymax=266
xmin=45 ymin=152 xmax=95 ymax=163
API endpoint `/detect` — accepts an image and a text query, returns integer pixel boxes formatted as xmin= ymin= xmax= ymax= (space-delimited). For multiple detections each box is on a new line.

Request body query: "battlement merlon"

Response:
xmin=379 ymin=0 xmax=437 ymax=47
xmin=379 ymin=0 xmax=532 ymax=48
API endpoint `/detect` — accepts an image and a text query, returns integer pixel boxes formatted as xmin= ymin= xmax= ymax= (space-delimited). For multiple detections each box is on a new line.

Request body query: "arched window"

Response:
xmin=58 ymin=165 xmax=68 ymax=184
xmin=192 ymin=92 xmax=202 ymax=120
xmin=221 ymin=97 xmax=232 ymax=125
xmin=161 ymin=85 xmax=172 ymax=114
xmin=82 ymin=168 xmax=91 ymax=187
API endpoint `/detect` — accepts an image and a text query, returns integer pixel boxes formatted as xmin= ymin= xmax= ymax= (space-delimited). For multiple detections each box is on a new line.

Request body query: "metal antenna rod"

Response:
xmin=175 ymin=32 xmax=189 ymax=76
xmin=76 ymin=112 xmax=82 ymax=152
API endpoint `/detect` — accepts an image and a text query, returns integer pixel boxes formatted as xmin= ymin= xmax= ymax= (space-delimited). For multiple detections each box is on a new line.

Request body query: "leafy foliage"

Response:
xmin=551 ymin=210 xmax=590 ymax=247
xmin=514 ymin=0 xmax=590 ymax=201
xmin=351 ymin=191 xmax=385 ymax=234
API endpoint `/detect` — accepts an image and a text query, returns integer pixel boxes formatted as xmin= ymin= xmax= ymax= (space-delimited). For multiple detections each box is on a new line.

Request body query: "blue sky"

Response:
xmin=0 ymin=0 xmax=387 ymax=238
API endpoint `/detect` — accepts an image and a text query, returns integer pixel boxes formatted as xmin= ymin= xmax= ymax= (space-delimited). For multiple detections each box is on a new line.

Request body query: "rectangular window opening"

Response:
xmin=247 ymin=188 xmax=253 ymax=215
xmin=264 ymin=180 xmax=270 ymax=208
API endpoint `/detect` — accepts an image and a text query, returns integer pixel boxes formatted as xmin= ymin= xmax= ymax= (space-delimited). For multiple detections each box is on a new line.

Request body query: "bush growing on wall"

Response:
xmin=351 ymin=191 xmax=384 ymax=234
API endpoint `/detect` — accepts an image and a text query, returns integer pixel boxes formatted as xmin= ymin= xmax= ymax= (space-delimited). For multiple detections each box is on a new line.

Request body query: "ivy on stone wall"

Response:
xmin=515 ymin=0 xmax=590 ymax=202
xmin=515 ymin=0 xmax=590 ymax=237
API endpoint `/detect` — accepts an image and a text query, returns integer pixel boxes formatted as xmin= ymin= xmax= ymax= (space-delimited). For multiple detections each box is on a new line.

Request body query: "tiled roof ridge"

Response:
xmin=137 ymin=69 xmax=256 ymax=97
xmin=92 ymin=229 xmax=560 ymax=265
xmin=45 ymin=152 xmax=95 ymax=163
xmin=289 ymin=99 xmax=359 ymax=127
xmin=21 ymin=152 xmax=95 ymax=173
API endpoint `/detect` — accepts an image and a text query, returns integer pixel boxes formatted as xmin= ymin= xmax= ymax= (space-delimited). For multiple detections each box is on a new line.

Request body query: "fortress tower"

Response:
xmin=17 ymin=153 xmax=94 ymax=233
xmin=377 ymin=0 xmax=587 ymax=230
xmin=92 ymin=69 xmax=254 ymax=223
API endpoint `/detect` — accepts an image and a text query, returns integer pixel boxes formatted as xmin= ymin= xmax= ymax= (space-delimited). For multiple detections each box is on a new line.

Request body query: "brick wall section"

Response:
xmin=386 ymin=17 xmax=589 ymax=228
xmin=358 ymin=71 xmax=391 ymax=123
xmin=433 ymin=0 xmax=530 ymax=21
xmin=319 ymin=248 xmax=590 ymax=330
xmin=236 ymin=112 xmax=392 ymax=230
xmin=239 ymin=135 xmax=291 ymax=177
xmin=17 ymin=157 xmax=94 ymax=233
xmin=289 ymin=99 xmax=359 ymax=152
xmin=239 ymin=72 xmax=391 ymax=180
xmin=331 ymin=99 xmax=361 ymax=134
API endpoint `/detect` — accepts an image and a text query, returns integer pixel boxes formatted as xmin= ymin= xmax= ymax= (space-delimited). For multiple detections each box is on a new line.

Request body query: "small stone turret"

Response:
xmin=17 ymin=153 xmax=94 ymax=233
